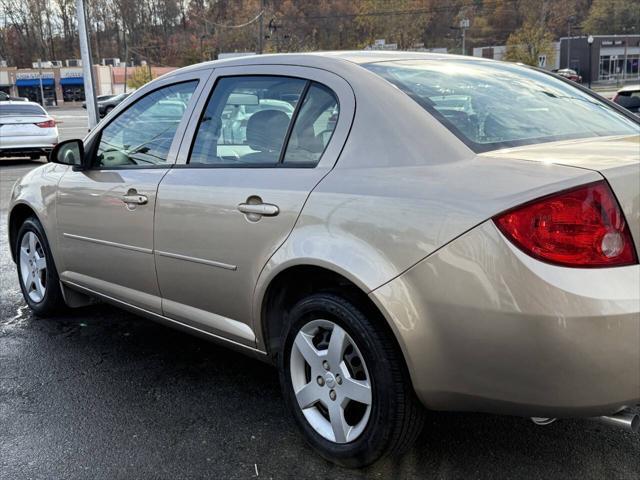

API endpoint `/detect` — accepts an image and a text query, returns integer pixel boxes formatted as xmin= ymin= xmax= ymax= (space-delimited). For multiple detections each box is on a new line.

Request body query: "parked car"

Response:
xmin=554 ymin=68 xmax=583 ymax=83
xmin=86 ymin=92 xmax=131 ymax=117
xmin=8 ymin=52 xmax=640 ymax=467
xmin=613 ymin=84 xmax=640 ymax=115
xmin=0 ymin=91 xmax=28 ymax=101
xmin=81 ymin=94 xmax=116 ymax=110
xmin=0 ymin=101 xmax=58 ymax=159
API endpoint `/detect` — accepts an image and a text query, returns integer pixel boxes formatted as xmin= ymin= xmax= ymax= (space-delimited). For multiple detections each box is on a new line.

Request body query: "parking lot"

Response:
xmin=1 ymin=108 xmax=639 ymax=479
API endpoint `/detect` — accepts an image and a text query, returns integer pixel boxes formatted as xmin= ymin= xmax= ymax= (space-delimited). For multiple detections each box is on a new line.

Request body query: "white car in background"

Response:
xmin=0 ymin=101 xmax=59 ymax=159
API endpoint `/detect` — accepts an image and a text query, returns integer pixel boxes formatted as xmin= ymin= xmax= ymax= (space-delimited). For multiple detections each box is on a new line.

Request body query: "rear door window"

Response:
xmin=189 ymin=76 xmax=340 ymax=167
xmin=282 ymin=83 xmax=339 ymax=166
xmin=189 ymin=76 xmax=306 ymax=166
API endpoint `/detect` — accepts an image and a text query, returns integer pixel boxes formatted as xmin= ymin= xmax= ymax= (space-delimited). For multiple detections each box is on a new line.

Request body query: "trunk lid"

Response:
xmin=0 ymin=115 xmax=51 ymax=137
xmin=482 ymin=134 xmax=640 ymax=255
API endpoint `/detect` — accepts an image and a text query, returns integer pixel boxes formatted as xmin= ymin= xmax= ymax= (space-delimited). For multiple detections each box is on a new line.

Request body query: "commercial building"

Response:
xmin=472 ymin=34 xmax=640 ymax=86
xmin=472 ymin=43 xmax=561 ymax=70
xmin=559 ymin=34 xmax=640 ymax=84
xmin=0 ymin=63 xmax=176 ymax=105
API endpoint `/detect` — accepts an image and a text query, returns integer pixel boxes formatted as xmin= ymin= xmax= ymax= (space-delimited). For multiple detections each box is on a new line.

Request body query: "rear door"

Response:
xmin=55 ymin=70 xmax=210 ymax=313
xmin=154 ymin=65 xmax=354 ymax=345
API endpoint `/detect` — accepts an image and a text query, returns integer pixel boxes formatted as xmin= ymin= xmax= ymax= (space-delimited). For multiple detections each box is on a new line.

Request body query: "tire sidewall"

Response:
xmin=279 ymin=294 xmax=398 ymax=467
xmin=15 ymin=217 xmax=61 ymax=315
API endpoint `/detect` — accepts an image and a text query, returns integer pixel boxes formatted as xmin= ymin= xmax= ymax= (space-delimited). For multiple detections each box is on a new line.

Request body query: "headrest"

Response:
xmin=246 ymin=109 xmax=290 ymax=152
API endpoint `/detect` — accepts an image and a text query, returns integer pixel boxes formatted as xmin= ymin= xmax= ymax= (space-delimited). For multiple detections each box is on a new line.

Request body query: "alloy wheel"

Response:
xmin=290 ymin=319 xmax=372 ymax=443
xmin=19 ymin=231 xmax=47 ymax=303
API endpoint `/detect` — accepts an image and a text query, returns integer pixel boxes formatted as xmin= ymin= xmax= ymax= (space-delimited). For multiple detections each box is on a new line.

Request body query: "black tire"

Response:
xmin=279 ymin=292 xmax=424 ymax=468
xmin=15 ymin=216 xmax=65 ymax=316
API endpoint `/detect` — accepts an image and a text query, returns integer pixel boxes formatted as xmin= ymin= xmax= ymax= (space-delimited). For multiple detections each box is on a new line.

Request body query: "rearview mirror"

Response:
xmin=49 ymin=139 xmax=85 ymax=168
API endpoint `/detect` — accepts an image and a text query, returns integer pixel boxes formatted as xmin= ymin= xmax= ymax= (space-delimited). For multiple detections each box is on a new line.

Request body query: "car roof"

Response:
xmin=167 ymin=50 xmax=491 ymax=77
xmin=618 ymin=84 xmax=640 ymax=93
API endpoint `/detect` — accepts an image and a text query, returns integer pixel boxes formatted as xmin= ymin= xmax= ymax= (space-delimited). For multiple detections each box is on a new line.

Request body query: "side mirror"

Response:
xmin=49 ymin=139 xmax=85 ymax=168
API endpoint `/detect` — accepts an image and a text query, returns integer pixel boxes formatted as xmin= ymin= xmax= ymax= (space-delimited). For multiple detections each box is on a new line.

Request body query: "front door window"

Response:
xmin=94 ymin=81 xmax=197 ymax=168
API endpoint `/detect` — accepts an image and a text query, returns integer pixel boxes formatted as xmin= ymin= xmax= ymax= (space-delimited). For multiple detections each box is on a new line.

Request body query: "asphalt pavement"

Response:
xmin=1 ymin=108 xmax=639 ymax=479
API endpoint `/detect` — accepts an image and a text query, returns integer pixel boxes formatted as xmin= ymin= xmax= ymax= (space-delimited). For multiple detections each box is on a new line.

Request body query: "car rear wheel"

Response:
xmin=15 ymin=217 xmax=65 ymax=316
xmin=279 ymin=293 xmax=424 ymax=467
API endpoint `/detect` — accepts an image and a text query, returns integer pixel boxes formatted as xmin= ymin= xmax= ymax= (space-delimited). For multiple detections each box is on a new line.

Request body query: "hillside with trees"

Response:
xmin=0 ymin=0 xmax=638 ymax=68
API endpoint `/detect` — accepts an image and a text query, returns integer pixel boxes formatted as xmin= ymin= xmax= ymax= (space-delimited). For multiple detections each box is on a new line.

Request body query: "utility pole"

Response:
xmin=587 ymin=35 xmax=594 ymax=89
xmin=145 ymin=47 xmax=152 ymax=82
xmin=566 ymin=15 xmax=575 ymax=69
xmin=76 ymin=0 xmax=99 ymax=129
xmin=123 ymin=41 xmax=128 ymax=94
xmin=37 ymin=59 xmax=45 ymax=106
xmin=622 ymin=31 xmax=628 ymax=83
xmin=450 ymin=19 xmax=469 ymax=56
xmin=258 ymin=0 xmax=266 ymax=54
xmin=459 ymin=18 xmax=469 ymax=56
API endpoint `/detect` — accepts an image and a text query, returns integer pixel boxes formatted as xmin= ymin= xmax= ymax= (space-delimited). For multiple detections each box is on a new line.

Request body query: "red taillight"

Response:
xmin=494 ymin=181 xmax=637 ymax=268
xmin=35 ymin=119 xmax=56 ymax=128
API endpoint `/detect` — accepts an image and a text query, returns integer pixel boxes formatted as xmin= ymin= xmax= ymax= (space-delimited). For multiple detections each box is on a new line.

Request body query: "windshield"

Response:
xmin=365 ymin=60 xmax=639 ymax=152
xmin=0 ymin=104 xmax=46 ymax=116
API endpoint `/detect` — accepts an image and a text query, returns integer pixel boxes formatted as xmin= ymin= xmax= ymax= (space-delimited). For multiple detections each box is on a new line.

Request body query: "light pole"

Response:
xmin=587 ymin=35 xmax=594 ymax=89
xmin=76 ymin=0 xmax=99 ymax=128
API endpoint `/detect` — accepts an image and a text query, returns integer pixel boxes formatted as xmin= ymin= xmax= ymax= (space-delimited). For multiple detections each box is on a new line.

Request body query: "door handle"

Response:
xmin=121 ymin=191 xmax=148 ymax=207
xmin=238 ymin=197 xmax=279 ymax=222
xmin=238 ymin=203 xmax=279 ymax=216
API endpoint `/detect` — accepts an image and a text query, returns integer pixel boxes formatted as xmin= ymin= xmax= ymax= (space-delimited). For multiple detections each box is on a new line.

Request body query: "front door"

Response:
xmin=56 ymin=74 xmax=207 ymax=313
xmin=154 ymin=66 xmax=354 ymax=345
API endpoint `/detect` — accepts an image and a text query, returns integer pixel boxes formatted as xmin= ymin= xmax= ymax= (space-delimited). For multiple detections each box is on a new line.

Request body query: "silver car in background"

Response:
xmin=7 ymin=52 xmax=640 ymax=467
xmin=0 ymin=101 xmax=59 ymax=159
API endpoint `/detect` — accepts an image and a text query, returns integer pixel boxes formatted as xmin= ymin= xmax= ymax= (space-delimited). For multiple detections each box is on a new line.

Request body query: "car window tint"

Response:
xmin=283 ymin=83 xmax=339 ymax=166
xmin=94 ymin=81 xmax=197 ymax=168
xmin=189 ymin=76 xmax=306 ymax=166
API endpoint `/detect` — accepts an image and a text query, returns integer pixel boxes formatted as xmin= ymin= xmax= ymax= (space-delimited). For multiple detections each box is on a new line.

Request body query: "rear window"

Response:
xmin=0 ymin=104 xmax=46 ymax=116
xmin=365 ymin=60 xmax=639 ymax=152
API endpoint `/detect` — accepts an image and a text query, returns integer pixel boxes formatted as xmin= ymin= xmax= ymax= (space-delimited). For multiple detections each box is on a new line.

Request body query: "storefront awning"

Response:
xmin=60 ymin=77 xmax=84 ymax=86
xmin=16 ymin=78 xmax=54 ymax=87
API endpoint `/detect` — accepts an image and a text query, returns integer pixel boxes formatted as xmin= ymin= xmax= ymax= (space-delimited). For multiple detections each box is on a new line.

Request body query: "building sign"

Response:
xmin=538 ymin=55 xmax=547 ymax=67
xmin=61 ymin=69 xmax=83 ymax=78
xmin=16 ymin=71 xmax=54 ymax=80
xmin=601 ymin=40 xmax=624 ymax=46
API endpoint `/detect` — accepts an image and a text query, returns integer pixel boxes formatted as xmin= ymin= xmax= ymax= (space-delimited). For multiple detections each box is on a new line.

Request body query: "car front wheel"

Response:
xmin=15 ymin=217 xmax=65 ymax=316
xmin=279 ymin=293 xmax=424 ymax=467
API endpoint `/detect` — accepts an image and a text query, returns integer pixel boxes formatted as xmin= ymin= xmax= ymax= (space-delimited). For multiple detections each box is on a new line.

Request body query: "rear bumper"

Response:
xmin=0 ymin=134 xmax=58 ymax=158
xmin=0 ymin=146 xmax=54 ymax=158
xmin=371 ymin=220 xmax=640 ymax=418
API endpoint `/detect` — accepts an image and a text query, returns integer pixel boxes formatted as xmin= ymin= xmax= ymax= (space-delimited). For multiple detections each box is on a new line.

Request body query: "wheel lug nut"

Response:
xmin=336 ymin=375 xmax=342 ymax=385
xmin=322 ymin=361 xmax=330 ymax=370
xmin=329 ymin=390 xmax=336 ymax=401
xmin=317 ymin=376 xmax=325 ymax=386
